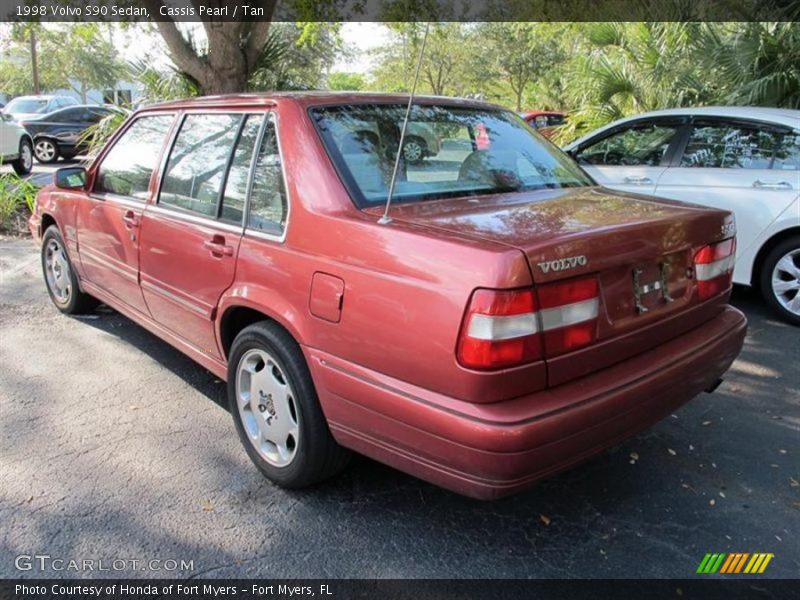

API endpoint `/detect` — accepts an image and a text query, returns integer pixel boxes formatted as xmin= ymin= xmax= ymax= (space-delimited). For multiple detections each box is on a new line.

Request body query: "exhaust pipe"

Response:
xmin=704 ymin=378 xmax=723 ymax=394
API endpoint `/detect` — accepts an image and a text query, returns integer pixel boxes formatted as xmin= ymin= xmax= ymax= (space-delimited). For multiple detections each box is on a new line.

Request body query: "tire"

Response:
xmin=11 ymin=138 xmax=33 ymax=175
xmin=402 ymin=136 xmax=427 ymax=164
xmin=228 ymin=321 xmax=350 ymax=488
xmin=34 ymin=138 xmax=60 ymax=164
xmin=41 ymin=225 xmax=99 ymax=314
xmin=759 ymin=236 xmax=800 ymax=326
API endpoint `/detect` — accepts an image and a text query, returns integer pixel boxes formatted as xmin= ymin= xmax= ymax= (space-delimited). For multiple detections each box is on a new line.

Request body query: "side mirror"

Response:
xmin=54 ymin=167 xmax=87 ymax=190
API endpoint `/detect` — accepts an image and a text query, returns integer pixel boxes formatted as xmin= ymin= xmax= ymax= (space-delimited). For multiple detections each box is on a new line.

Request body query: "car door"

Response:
xmin=0 ymin=114 xmax=17 ymax=156
xmin=138 ymin=112 xmax=264 ymax=359
xmin=573 ymin=117 xmax=686 ymax=195
xmin=654 ymin=118 xmax=800 ymax=283
xmin=77 ymin=114 xmax=175 ymax=314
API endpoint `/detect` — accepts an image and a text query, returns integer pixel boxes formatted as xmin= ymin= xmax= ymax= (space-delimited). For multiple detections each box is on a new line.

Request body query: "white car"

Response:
xmin=2 ymin=95 xmax=78 ymax=122
xmin=0 ymin=112 xmax=33 ymax=175
xmin=565 ymin=107 xmax=800 ymax=325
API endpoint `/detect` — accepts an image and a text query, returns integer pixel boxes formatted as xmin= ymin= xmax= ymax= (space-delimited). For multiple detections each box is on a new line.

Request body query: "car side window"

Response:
xmin=160 ymin=113 xmax=242 ymax=217
xmin=247 ymin=115 xmax=288 ymax=236
xmin=680 ymin=121 xmax=777 ymax=169
xmin=577 ymin=122 xmax=681 ymax=166
xmin=772 ymin=131 xmax=800 ymax=171
xmin=220 ymin=114 xmax=263 ymax=225
xmin=95 ymin=115 xmax=174 ymax=200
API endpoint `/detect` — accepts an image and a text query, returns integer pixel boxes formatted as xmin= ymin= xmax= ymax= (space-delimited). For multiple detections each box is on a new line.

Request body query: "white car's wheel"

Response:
xmin=760 ymin=236 xmax=800 ymax=326
xmin=12 ymin=138 xmax=33 ymax=175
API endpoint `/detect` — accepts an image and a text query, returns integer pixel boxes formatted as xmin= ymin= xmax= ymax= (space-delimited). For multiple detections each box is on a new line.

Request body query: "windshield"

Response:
xmin=311 ymin=104 xmax=592 ymax=208
xmin=6 ymin=98 xmax=49 ymax=114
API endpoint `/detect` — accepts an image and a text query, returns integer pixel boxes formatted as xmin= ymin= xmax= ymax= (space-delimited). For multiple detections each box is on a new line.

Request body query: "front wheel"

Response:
xmin=34 ymin=138 xmax=60 ymax=164
xmin=12 ymin=138 xmax=33 ymax=175
xmin=760 ymin=236 xmax=800 ymax=326
xmin=41 ymin=225 xmax=99 ymax=314
xmin=228 ymin=321 xmax=350 ymax=488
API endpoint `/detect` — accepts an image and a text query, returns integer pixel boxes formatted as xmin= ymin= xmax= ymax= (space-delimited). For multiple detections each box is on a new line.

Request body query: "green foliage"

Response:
xmin=0 ymin=23 xmax=123 ymax=100
xmin=698 ymin=22 xmax=800 ymax=108
xmin=0 ymin=173 xmax=37 ymax=233
xmin=327 ymin=72 xmax=366 ymax=91
xmin=249 ymin=23 xmax=343 ymax=91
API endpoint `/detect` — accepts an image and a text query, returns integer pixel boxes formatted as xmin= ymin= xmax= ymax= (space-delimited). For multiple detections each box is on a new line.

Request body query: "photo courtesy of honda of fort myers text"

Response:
xmin=1 ymin=0 xmax=798 ymax=598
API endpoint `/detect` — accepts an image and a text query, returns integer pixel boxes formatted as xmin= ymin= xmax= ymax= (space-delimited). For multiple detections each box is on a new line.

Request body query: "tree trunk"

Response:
xmin=141 ymin=1 xmax=276 ymax=96
xmin=30 ymin=29 xmax=40 ymax=95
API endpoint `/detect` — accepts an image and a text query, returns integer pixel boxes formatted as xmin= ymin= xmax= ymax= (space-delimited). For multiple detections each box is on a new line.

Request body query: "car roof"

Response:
xmin=139 ymin=92 xmax=508 ymax=113
xmin=566 ymin=106 xmax=800 ymax=148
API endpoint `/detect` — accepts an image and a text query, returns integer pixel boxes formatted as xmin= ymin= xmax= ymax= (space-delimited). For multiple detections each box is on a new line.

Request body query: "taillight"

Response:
xmin=457 ymin=289 xmax=542 ymax=370
xmin=694 ymin=238 xmax=736 ymax=300
xmin=457 ymin=276 xmax=599 ymax=370
xmin=537 ymin=276 xmax=599 ymax=357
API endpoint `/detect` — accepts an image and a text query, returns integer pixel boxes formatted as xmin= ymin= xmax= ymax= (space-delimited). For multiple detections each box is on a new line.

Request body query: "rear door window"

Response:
xmin=94 ymin=114 xmax=174 ymax=200
xmin=577 ymin=121 xmax=682 ymax=166
xmin=680 ymin=121 xmax=779 ymax=169
xmin=772 ymin=130 xmax=800 ymax=171
xmin=247 ymin=115 xmax=288 ymax=236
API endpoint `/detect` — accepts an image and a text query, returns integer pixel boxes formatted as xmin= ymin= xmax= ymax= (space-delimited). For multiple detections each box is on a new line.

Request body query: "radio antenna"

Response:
xmin=379 ymin=22 xmax=430 ymax=225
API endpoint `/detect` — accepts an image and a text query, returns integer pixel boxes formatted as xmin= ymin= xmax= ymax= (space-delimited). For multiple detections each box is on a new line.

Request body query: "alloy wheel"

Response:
xmin=236 ymin=348 xmax=299 ymax=467
xmin=21 ymin=143 xmax=33 ymax=171
xmin=35 ymin=140 xmax=57 ymax=162
xmin=403 ymin=140 xmax=424 ymax=162
xmin=44 ymin=238 xmax=72 ymax=305
xmin=771 ymin=248 xmax=800 ymax=317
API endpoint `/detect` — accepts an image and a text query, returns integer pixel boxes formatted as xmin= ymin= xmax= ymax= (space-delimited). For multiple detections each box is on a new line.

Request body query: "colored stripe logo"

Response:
xmin=697 ymin=553 xmax=773 ymax=574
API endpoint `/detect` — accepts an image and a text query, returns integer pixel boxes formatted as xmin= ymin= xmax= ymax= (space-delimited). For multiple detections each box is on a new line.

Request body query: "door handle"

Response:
xmin=753 ymin=180 xmax=793 ymax=190
xmin=122 ymin=210 xmax=139 ymax=228
xmin=203 ymin=235 xmax=234 ymax=257
xmin=623 ymin=176 xmax=653 ymax=185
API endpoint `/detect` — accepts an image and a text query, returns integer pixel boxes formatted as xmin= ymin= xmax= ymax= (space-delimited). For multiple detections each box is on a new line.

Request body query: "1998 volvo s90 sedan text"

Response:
xmin=30 ymin=93 xmax=747 ymax=499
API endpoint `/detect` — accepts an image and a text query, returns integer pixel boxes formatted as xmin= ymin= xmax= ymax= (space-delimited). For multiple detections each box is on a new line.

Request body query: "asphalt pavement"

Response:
xmin=0 ymin=237 xmax=798 ymax=579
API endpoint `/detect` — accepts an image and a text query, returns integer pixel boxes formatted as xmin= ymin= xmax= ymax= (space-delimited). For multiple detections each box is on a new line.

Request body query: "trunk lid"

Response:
xmin=375 ymin=186 xmax=735 ymax=384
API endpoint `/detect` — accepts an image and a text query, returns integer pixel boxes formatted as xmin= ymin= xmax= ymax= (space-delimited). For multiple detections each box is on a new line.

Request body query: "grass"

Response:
xmin=0 ymin=172 xmax=38 ymax=235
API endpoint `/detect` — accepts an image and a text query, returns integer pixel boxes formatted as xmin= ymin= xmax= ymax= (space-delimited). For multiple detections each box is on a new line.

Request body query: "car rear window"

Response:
xmin=310 ymin=104 xmax=591 ymax=208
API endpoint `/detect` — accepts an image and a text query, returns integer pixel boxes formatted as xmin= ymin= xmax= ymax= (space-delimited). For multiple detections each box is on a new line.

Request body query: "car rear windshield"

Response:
xmin=310 ymin=103 xmax=591 ymax=208
xmin=6 ymin=99 xmax=48 ymax=113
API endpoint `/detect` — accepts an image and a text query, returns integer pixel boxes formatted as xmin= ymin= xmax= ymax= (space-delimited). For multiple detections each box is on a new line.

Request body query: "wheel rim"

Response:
xmin=44 ymin=238 xmax=72 ymax=305
xmin=21 ymin=143 xmax=32 ymax=170
xmin=35 ymin=140 xmax=56 ymax=161
xmin=236 ymin=348 xmax=299 ymax=467
xmin=771 ymin=248 xmax=800 ymax=316
xmin=403 ymin=141 xmax=423 ymax=162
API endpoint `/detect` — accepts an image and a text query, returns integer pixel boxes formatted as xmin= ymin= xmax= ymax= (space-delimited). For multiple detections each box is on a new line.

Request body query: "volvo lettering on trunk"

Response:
xmin=537 ymin=255 xmax=588 ymax=274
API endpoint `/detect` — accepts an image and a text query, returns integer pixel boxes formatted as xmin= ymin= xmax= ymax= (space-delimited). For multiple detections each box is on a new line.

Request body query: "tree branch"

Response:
xmin=141 ymin=0 xmax=206 ymax=83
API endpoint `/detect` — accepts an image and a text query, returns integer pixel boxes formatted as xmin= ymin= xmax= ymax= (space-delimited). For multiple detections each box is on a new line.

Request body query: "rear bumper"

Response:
xmin=307 ymin=306 xmax=747 ymax=499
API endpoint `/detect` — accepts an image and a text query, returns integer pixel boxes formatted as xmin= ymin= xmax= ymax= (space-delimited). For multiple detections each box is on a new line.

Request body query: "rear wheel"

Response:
xmin=41 ymin=226 xmax=98 ymax=314
xmin=402 ymin=136 xmax=427 ymax=164
xmin=228 ymin=321 xmax=350 ymax=488
xmin=760 ymin=236 xmax=800 ymax=326
xmin=11 ymin=138 xmax=33 ymax=175
xmin=34 ymin=138 xmax=60 ymax=164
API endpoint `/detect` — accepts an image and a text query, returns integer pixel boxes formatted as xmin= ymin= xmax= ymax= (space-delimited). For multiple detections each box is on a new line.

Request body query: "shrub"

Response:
xmin=0 ymin=172 xmax=38 ymax=235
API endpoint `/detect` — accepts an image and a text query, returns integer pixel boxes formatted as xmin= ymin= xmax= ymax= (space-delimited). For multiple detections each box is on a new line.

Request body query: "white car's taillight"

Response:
xmin=457 ymin=276 xmax=600 ymax=370
xmin=694 ymin=238 xmax=736 ymax=300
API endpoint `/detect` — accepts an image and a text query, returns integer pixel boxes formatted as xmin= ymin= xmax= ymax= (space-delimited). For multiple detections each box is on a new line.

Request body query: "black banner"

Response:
xmin=1 ymin=0 xmax=799 ymax=22
xmin=2 ymin=580 xmax=799 ymax=600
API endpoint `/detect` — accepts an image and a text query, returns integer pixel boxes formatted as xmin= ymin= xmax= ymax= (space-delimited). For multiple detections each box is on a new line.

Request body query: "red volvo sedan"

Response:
xmin=29 ymin=93 xmax=747 ymax=499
